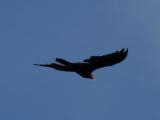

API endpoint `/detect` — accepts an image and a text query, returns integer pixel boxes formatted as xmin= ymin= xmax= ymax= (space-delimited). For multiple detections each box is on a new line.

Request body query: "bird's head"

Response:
xmin=76 ymin=70 xmax=96 ymax=80
xmin=90 ymin=74 xmax=96 ymax=80
xmin=82 ymin=72 xmax=96 ymax=80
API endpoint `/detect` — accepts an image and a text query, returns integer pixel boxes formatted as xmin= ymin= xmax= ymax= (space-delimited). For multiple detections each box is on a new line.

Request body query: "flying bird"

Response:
xmin=34 ymin=48 xmax=128 ymax=80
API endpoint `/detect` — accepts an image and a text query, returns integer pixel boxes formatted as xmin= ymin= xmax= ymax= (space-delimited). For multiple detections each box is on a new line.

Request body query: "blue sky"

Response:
xmin=0 ymin=0 xmax=160 ymax=120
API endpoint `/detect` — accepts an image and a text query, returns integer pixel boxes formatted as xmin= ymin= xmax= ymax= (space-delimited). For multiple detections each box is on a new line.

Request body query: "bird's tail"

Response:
xmin=56 ymin=58 xmax=72 ymax=65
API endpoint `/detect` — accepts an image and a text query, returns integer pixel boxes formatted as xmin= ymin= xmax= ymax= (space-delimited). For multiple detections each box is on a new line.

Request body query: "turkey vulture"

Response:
xmin=34 ymin=48 xmax=128 ymax=80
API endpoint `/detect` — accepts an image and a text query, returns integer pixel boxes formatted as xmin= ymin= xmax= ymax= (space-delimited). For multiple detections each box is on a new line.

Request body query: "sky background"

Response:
xmin=0 ymin=0 xmax=160 ymax=120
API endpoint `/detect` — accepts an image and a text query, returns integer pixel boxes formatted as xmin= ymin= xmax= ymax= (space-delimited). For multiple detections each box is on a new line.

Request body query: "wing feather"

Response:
xmin=83 ymin=48 xmax=128 ymax=71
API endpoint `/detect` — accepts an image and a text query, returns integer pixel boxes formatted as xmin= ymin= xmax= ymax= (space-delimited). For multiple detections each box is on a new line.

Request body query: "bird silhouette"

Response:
xmin=34 ymin=48 xmax=128 ymax=80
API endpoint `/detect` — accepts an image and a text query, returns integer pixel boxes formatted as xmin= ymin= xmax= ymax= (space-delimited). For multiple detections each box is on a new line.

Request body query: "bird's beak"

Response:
xmin=91 ymin=74 xmax=96 ymax=80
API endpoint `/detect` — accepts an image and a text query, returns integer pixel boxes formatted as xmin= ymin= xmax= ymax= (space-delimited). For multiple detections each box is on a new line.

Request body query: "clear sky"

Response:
xmin=0 ymin=0 xmax=160 ymax=120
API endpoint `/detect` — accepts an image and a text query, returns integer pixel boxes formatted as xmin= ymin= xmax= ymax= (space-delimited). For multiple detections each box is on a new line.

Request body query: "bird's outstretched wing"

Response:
xmin=56 ymin=58 xmax=72 ymax=65
xmin=83 ymin=48 xmax=128 ymax=71
xmin=34 ymin=63 xmax=74 ymax=72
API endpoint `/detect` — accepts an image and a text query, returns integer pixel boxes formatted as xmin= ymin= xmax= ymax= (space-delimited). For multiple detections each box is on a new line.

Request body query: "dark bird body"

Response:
xmin=34 ymin=48 xmax=128 ymax=80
